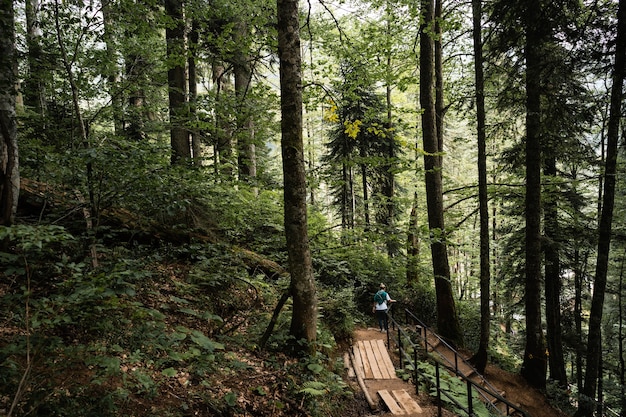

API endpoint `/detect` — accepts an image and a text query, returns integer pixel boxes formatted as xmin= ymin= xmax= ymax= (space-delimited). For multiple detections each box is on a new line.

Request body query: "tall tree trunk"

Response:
xmin=520 ymin=0 xmax=547 ymax=390
xmin=188 ymin=19 xmax=201 ymax=162
xmin=544 ymin=156 xmax=567 ymax=386
xmin=576 ymin=0 xmax=626 ymax=413
xmin=574 ymin=247 xmax=584 ymax=392
xmin=406 ymin=192 xmax=420 ymax=283
xmin=360 ymin=152 xmax=370 ymax=227
xmin=469 ymin=0 xmax=490 ymax=374
xmin=234 ymin=21 xmax=257 ymax=182
xmin=619 ymin=253 xmax=625 ymax=417
xmin=24 ymin=0 xmax=47 ymax=119
xmin=165 ymin=0 xmax=190 ymax=164
xmin=213 ymin=62 xmax=234 ymax=176
xmin=277 ymin=0 xmax=317 ymax=351
xmin=54 ymin=0 xmax=98 ymax=266
xmin=0 ymin=0 xmax=19 ymax=228
xmin=101 ymin=0 xmax=124 ymax=136
xmin=383 ymin=23 xmax=396 ymax=255
xmin=419 ymin=0 xmax=463 ymax=348
xmin=125 ymin=52 xmax=147 ymax=141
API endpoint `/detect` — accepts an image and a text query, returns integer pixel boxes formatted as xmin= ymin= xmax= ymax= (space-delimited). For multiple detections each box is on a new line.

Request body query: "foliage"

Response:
xmin=318 ymin=286 xmax=358 ymax=343
xmin=416 ymin=361 xmax=492 ymax=417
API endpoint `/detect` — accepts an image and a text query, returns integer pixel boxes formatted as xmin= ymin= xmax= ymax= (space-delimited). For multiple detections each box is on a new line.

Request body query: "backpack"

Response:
xmin=374 ymin=290 xmax=387 ymax=305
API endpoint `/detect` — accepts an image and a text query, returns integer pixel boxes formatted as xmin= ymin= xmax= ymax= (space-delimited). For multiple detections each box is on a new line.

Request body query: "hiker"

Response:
xmin=373 ymin=283 xmax=395 ymax=332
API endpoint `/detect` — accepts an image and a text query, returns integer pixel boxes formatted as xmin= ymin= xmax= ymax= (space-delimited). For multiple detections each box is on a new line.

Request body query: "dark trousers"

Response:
xmin=376 ymin=309 xmax=388 ymax=331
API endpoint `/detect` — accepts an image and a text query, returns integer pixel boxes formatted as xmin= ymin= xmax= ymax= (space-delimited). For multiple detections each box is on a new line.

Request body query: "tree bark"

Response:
xmin=576 ymin=0 xmax=626 ymax=413
xmin=213 ymin=62 xmax=234 ymax=176
xmin=419 ymin=0 xmax=463 ymax=348
xmin=277 ymin=0 xmax=317 ymax=350
xmin=0 ymin=0 xmax=19 ymax=228
xmin=24 ymin=0 xmax=47 ymax=119
xmin=101 ymin=0 xmax=124 ymax=136
xmin=165 ymin=0 xmax=190 ymax=164
xmin=544 ymin=156 xmax=567 ymax=387
xmin=189 ymin=19 xmax=201 ymax=162
xmin=406 ymin=192 xmax=420 ymax=283
xmin=520 ymin=0 xmax=547 ymax=390
xmin=234 ymin=20 xmax=257 ymax=182
xmin=469 ymin=0 xmax=490 ymax=374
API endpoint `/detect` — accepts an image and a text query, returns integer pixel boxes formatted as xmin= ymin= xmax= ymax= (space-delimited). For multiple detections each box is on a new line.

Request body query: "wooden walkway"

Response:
xmin=347 ymin=334 xmax=423 ymax=415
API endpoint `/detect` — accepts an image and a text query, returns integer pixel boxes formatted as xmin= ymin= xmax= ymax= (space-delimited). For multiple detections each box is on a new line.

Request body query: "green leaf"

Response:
xmin=190 ymin=330 xmax=224 ymax=351
xmin=162 ymin=367 xmax=178 ymax=377
xmin=307 ymin=363 xmax=324 ymax=374
xmin=224 ymin=391 xmax=238 ymax=407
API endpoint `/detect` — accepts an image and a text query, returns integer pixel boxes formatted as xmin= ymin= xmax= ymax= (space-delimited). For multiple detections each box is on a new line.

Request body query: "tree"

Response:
xmin=233 ymin=18 xmax=257 ymax=182
xmin=519 ymin=0 xmax=547 ymax=390
xmin=0 ymin=0 xmax=19 ymax=228
xmin=577 ymin=0 xmax=626 ymax=414
xmin=419 ymin=0 xmax=463 ymax=347
xmin=277 ymin=0 xmax=317 ymax=350
xmin=165 ymin=0 xmax=191 ymax=164
xmin=469 ymin=0 xmax=490 ymax=374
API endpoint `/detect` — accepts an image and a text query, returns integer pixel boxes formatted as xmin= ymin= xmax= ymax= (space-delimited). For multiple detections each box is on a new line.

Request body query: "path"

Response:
xmin=346 ymin=328 xmax=425 ymax=416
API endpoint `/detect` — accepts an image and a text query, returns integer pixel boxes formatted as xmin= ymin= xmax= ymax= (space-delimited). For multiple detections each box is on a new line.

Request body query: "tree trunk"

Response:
xmin=360 ymin=152 xmax=370 ymax=227
xmin=24 ymin=0 xmax=47 ymax=119
xmin=617 ymin=253 xmax=626 ymax=416
xmin=165 ymin=0 xmax=190 ymax=164
xmin=213 ymin=62 xmax=234 ymax=176
xmin=277 ymin=0 xmax=317 ymax=350
xmin=234 ymin=21 xmax=257 ymax=182
xmin=469 ymin=0 xmax=489 ymax=374
xmin=101 ymin=0 xmax=124 ymax=136
xmin=419 ymin=0 xmax=463 ymax=348
xmin=189 ymin=19 xmax=201 ymax=162
xmin=574 ymin=247 xmax=584 ymax=392
xmin=406 ymin=192 xmax=420 ymax=283
xmin=125 ymin=52 xmax=147 ymax=141
xmin=0 ymin=0 xmax=19 ymax=228
xmin=576 ymin=0 xmax=626 ymax=413
xmin=520 ymin=0 xmax=547 ymax=390
xmin=544 ymin=156 xmax=567 ymax=387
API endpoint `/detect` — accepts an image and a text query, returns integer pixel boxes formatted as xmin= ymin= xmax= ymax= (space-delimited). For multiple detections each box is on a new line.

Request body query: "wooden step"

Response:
xmin=353 ymin=339 xmax=397 ymax=380
xmin=377 ymin=389 xmax=423 ymax=415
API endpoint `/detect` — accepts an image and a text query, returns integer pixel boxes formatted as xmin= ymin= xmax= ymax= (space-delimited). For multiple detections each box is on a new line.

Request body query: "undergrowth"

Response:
xmin=0 ymin=223 xmax=360 ymax=417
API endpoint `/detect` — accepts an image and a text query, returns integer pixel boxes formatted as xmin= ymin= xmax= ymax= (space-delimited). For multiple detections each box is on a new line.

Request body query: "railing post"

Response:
xmin=413 ymin=347 xmax=419 ymax=395
xmin=397 ymin=326 xmax=403 ymax=369
xmin=467 ymin=379 xmax=473 ymax=417
xmin=436 ymin=361 xmax=442 ymax=417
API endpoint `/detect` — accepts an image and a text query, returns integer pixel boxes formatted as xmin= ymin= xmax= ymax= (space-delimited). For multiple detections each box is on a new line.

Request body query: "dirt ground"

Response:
xmin=349 ymin=327 xmax=571 ymax=417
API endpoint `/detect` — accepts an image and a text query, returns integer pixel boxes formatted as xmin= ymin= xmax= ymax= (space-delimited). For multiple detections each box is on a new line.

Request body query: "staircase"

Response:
xmin=347 ymin=331 xmax=423 ymax=415
xmin=390 ymin=309 xmax=531 ymax=417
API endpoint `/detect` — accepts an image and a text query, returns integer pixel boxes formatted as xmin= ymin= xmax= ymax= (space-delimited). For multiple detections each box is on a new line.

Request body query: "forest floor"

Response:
xmin=350 ymin=327 xmax=572 ymax=417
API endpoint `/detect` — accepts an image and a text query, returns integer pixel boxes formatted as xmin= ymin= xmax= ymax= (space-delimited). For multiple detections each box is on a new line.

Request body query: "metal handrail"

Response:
xmin=384 ymin=309 xmax=531 ymax=417
xmin=403 ymin=309 xmax=501 ymax=394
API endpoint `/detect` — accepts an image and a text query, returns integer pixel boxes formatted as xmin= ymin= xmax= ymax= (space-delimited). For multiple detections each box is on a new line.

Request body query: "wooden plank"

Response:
xmin=371 ymin=339 xmax=393 ymax=379
xmin=392 ymin=389 xmax=422 ymax=415
xmin=352 ymin=344 xmax=366 ymax=380
xmin=363 ymin=340 xmax=383 ymax=379
xmin=344 ymin=352 xmax=355 ymax=378
xmin=378 ymin=390 xmax=406 ymax=415
xmin=375 ymin=339 xmax=397 ymax=378
xmin=356 ymin=341 xmax=374 ymax=379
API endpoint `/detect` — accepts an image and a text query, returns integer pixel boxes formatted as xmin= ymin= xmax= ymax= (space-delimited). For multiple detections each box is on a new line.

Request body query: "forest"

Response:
xmin=0 ymin=0 xmax=625 ymax=415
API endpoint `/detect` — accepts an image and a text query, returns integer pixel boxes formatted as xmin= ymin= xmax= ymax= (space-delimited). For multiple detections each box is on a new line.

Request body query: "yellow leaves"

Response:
xmin=344 ymin=119 xmax=362 ymax=139
xmin=324 ymin=102 xmax=339 ymax=123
